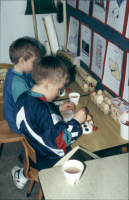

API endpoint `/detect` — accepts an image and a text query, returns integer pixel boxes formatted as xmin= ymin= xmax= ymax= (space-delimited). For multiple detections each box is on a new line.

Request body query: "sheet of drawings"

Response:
xmin=67 ymin=16 xmax=79 ymax=55
xmin=91 ymin=32 xmax=106 ymax=79
xmin=78 ymin=0 xmax=90 ymax=16
xmin=102 ymin=42 xmax=124 ymax=96
xmin=67 ymin=0 xmax=77 ymax=9
xmin=122 ymin=52 xmax=129 ymax=103
xmin=80 ymin=23 xmax=92 ymax=67
xmin=54 ymin=101 xmax=74 ymax=122
xmin=92 ymin=0 xmax=107 ymax=24
xmin=125 ymin=14 xmax=129 ymax=39
xmin=107 ymin=0 xmax=127 ymax=34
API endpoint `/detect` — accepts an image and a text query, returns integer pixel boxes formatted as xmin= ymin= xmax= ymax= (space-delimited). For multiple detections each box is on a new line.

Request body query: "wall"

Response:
xmin=0 ymin=0 xmax=64 ymax=63
xmin=66 ymin=1 xmax=129 ymax=98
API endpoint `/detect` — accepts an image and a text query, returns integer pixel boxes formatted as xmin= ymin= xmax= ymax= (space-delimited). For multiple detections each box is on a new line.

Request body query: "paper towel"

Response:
xmin=43 ymin=15 xmax=59 ymax=55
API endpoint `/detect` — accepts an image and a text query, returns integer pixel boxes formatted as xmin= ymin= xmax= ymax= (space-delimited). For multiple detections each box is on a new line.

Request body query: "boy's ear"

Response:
xmin=19 ymin=57 xmax=25 ymax=65
xmin=44 ymin=80 xmax=50 ymax=89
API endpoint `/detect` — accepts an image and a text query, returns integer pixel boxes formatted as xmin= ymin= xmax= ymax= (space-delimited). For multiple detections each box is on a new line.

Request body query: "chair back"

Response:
xmin=22 ymin=134 xmax=37 ymax=179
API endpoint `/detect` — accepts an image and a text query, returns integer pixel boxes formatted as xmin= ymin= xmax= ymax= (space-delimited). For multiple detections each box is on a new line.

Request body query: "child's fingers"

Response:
xmin=66 ymin=102 xmax=75 ymax=107
xmin=67 ymin=102 xmax=75 ymax=110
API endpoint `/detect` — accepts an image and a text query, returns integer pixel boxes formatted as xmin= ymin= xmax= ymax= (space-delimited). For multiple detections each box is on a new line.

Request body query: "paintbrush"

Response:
xmin=82 ymin=101 xmax=89 ymax=108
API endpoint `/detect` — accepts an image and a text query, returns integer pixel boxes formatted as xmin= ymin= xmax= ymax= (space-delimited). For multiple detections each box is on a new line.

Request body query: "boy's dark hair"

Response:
xmin=31 ymin=56 xmax=70 ymax=85
xmin=9 ymin=38 xmax=41 ymax=64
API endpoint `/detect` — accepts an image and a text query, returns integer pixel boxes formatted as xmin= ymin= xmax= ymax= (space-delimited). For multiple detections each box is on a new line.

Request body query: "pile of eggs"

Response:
xmin=90 ymin=90 xmax=111 ymax=114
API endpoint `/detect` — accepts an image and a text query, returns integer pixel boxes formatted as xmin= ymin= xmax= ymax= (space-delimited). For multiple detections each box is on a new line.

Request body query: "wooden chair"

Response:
xmin=0 ymin=63 xmax=13 ymax=104
xmin=21 ymin=134 xmax=43 ymax=200
xmin=0 ymin=120 xmax=23 ymax=156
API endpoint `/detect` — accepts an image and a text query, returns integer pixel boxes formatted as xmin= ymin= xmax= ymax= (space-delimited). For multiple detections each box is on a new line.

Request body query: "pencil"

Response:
xmin=82 ymin=102 xmax=85 ymax=108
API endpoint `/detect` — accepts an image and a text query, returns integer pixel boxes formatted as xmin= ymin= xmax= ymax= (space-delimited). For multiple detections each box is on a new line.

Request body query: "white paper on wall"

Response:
xmin=102 ymin=42 xmax=124 ymax=96
xmin=107 ymin=0 xmax=127 ymax=34
xmin=67 ymin=0 xmax=76 ymax=9
xmin=92 ymin=0 xmax=107 ymax=24
xmin=122 ymin=52 xmax=129 ymax=103
xmin=80 ymin=23 xmax=92 ymax=68
xmin=91 ymin=32 xmax=106 ymax=79
xmin=78 ymin=0 xmax=90 ymax=16
xmin=66 ymin=16 xmax=79 ymax=55
xmin=125 ymin=14 xmax=129 ymax=39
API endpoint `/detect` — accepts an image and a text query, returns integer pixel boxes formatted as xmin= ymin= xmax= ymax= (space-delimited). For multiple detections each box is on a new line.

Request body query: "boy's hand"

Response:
xmin=59 ymin=102 xmax=75 ymax=112
xmin=73 ymin=108 xmax=86 ymax=124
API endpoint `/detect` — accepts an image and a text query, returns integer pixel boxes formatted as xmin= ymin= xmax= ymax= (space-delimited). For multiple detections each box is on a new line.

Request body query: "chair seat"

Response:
xmin=0 ymin=120 xmax=23 ymax=143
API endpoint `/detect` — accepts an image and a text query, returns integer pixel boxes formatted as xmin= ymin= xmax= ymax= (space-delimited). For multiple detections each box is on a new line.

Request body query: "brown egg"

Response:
xmin=86 ymin=114 xmax=92 ymax=122
xmin=97 ymin=90 xmax=103 ymax=95
xmin=106 ymin=99 xmax=111 ymax=105
xmin=94 ymin=94 xmax=98 ymax=101
xmin=91 ymin=91 xmax=96 ymax=97
xmin=102 ymin=93 xmax=106 ymax=98
xmin=103 ymin=103 xmax=110 ymax=111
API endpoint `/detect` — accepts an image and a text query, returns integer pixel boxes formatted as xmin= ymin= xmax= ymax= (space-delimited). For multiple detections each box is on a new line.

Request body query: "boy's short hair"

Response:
xmin=9 ymin=38 xmax=41 ymax=64
xmin=31 ymin=56 xmax=70 ymax=85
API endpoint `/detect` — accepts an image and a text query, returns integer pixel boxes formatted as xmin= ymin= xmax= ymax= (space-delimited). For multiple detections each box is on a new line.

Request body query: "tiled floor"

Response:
xmin=0 ymin=142 xmax=40 ymax=199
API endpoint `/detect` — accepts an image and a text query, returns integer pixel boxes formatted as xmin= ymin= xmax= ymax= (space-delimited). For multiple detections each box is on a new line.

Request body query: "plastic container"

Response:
xmin=119 ymin=113 xmax=129 ymax=141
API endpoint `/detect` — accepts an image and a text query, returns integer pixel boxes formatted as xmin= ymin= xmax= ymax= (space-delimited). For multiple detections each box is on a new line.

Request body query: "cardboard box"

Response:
xmin=56 ymin=50 xmax=81 ymax=70
xmin=111 ymin=97 xmax=129 ymax=125
xmin=75 ymin=66 xmax=98 ymax=92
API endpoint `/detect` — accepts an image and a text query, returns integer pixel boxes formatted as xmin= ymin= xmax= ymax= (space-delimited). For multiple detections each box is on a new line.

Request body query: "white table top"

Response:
xmin=38 ymin=153 xmax=128 ymax=199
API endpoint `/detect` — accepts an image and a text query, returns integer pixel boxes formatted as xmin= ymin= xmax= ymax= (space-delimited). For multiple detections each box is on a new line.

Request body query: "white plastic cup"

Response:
xmin=69 ymin=92 xmax=80 ymax=105
xmin=119 ymin=113 xmax=129 ymax=141
xmin=62 ymin=160 xmax=84 ymax=184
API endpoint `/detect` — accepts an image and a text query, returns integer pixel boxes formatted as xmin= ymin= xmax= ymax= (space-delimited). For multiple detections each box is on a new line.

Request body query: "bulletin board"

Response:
xmin=66 ymin=0 xmax=129 ymax=99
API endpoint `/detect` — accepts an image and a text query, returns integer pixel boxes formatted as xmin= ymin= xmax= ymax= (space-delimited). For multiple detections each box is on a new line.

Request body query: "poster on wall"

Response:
xmin=78 ymin=0 xmax=90 ymax=16
xmin=67 ymin=0 xmax=77 ymax=9
xmin=91 ymin=31 xmax=107 ymax=79
xmin=92 ymin=0 xmax=107 ymax=24
xmin=102 ymin=41 xmax=124 ymax=96
xmin=106 ymin=0 xmax=127 ymax=34
xmin=125 ymin=14 xmax=129 ymax=40
xmin=79 ymin=22 xmax=92 ymax=68
xmin=66 ymin=16 xmax=79 ymax=55
xmin=121 ymin=50 xmax=129 ymax=104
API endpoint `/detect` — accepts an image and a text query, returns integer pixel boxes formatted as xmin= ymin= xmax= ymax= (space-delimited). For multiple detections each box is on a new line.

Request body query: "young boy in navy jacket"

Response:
xmin=12 ymin=56 xmax=86 ymax=189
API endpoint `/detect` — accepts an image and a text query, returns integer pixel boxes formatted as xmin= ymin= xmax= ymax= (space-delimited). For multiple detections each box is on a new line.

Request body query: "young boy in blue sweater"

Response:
xmin=3 ymin=38 xmax=41 ymax=135
xmin=12 ymin=56 xmax=86 ymax=189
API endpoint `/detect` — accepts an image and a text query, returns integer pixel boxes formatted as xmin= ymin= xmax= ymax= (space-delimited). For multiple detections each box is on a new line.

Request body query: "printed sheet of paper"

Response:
xmin=121 ymin=51 xmax=129 ymax=103
xmin=78 ymin=0 xmax=90 ymax=16
xmin=80 ymin=23 xmax=92 ymax=67
xmin=66 ymin=16 xmax=79 ymax=55
xmin=92 ymin=0 xmax=107 ymax=24
xmin=54 ymin=101 xmax=74 ymax=122
xmin=107 ymin=0 xmax=127 ymax=34
xmin=67 ymin=0 xmax=77 ymax=9
xmin=125 ymin=14 xmax=129 ymax=39
xmin=102 ymin=41 xmax=124 ymax=96
xmin=91 ymin=32 xmax=106 ymax=79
